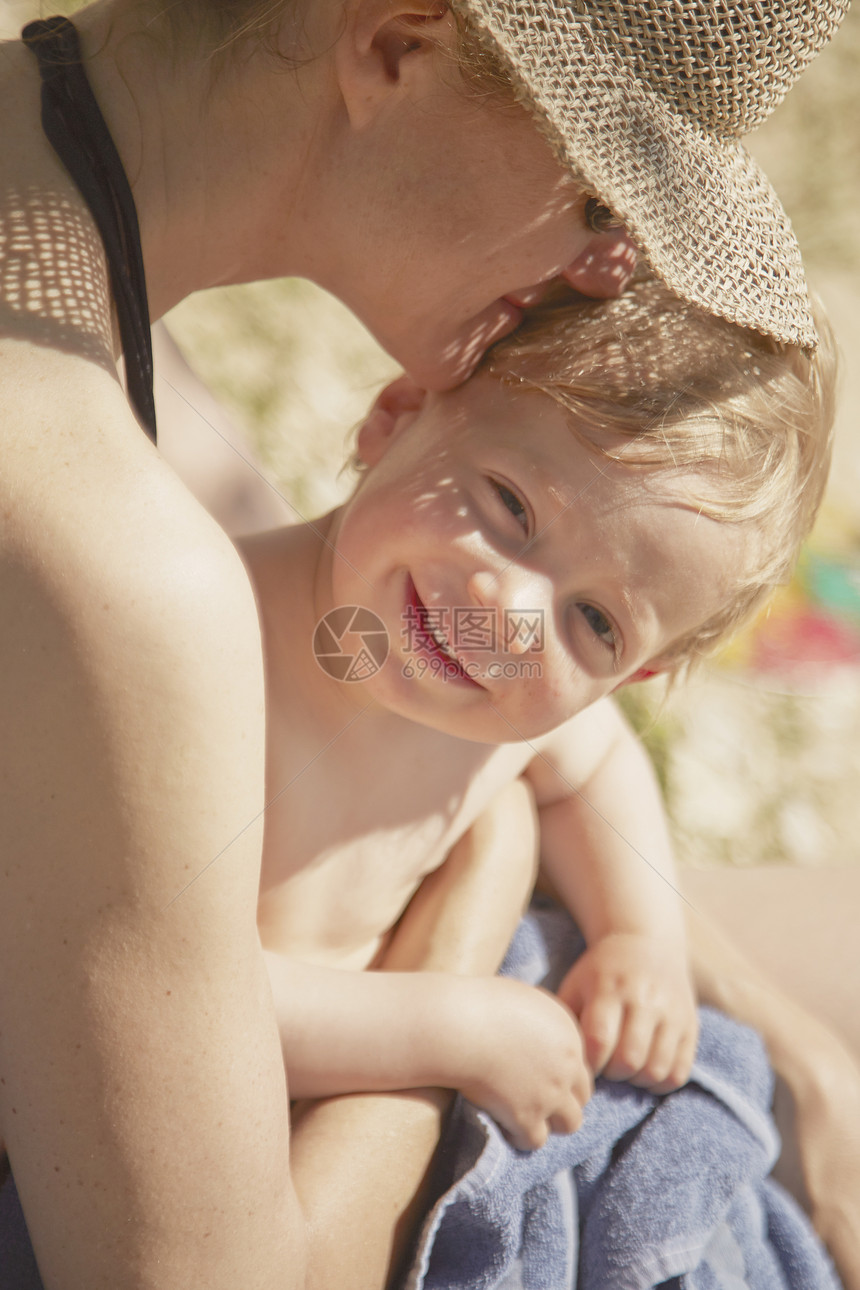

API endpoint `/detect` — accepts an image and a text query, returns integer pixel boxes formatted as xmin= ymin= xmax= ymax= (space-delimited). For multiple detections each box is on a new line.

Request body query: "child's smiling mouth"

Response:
xmin=405 ymin=577 xmax=483 ymax=688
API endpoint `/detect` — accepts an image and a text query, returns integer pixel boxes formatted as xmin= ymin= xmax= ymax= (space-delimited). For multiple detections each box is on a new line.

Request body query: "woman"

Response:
xmin=0 ymin=1 xmax=850 ymax=1286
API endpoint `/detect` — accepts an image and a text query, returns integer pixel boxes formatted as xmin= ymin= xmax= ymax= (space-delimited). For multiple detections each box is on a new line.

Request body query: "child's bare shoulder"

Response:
xmin=526 ymin=698 xmax=630 ymax=800
xmin=236 ymin=523 xmax=309 ymax=585
xmin=235 ymin=523 xmax=333 ymax=746
xmin=236 ymin=524 xmax=319 ymax=653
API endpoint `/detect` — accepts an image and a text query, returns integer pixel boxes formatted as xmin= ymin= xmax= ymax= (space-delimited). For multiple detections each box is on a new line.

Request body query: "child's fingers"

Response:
xmin=549 ymin=1081 xmax=589 ymax=1137
xmin=548 ymin=1098 xmax=584 ymax=1138
xmin=602 ymin=1004 xmax=660 ymax=1082
xmin=647 ymin=1022 xmax=699 ymax=1094
xmin=571 ymin=1055 xmax=594 ymax=1112
xmin=626 ymin=1021 xmax=683 ymax=1089
xmin=579 ymin=995 xmax=624 ymax=1075
xmin=505 ymin=1118 xmax=550 ymax=1153
xmin=622 ymin=1010 xmax=700 ymax=1091
xmin=502 ymin=1089 xmax=587 ymax=1150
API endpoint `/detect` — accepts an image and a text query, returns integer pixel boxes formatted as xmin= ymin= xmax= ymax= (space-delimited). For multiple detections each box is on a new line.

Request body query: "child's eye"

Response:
xmin=577 ymin=602 xmax=616 ymax=649
xmin=491 ymin=480 xmax=529 ymax=533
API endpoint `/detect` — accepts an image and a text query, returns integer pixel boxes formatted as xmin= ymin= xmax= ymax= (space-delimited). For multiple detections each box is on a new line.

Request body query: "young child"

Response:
xmin=242 ymin=275 xmax=836 ymax=1151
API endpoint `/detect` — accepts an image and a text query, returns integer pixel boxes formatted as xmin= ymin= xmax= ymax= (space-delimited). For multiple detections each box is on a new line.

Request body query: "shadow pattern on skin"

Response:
xmin=0 ymin=180 xmax=116 ymax=374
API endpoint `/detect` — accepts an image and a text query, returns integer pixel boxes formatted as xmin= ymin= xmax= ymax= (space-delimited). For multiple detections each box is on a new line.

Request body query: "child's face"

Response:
xmin=325 ymin=375 xmax=754 ymax=743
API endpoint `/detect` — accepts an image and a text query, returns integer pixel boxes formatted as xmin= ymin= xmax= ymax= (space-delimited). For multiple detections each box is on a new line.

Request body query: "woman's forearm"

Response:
xmin=684 ymin=886 xmax=860 ymax=1104
xmin=290 ymin=1087 xmax=452 ymax=1290
xmin=686 ymin=899 xmax=856 ymax=1089
xmin=685 ymin=896 xmax=860 ymax=1290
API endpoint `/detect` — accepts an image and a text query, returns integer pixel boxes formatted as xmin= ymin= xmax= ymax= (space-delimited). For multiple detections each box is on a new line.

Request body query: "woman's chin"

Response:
xmin=382 ymin=304 xmax=522 ymax=392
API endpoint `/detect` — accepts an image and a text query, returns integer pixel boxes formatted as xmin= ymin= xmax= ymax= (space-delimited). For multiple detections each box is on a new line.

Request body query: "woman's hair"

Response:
xmin=481 ymin=273 xmax=838 ymax=674
xmin=143 ymin=0 xmax=291 ymax=59
xmin=155 ymin=0 xmax=515 ymax=92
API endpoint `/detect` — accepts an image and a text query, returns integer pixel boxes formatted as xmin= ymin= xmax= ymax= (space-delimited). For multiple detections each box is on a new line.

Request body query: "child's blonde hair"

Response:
xmin=482 ymin=274 xmax=838 ymax=673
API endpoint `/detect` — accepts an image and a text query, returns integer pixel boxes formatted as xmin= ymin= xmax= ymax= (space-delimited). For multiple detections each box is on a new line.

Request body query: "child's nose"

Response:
xmin=466 ymin=571 xmax=548 ymax=656
xmin=467 ymin=570 xmax=510 ymax=613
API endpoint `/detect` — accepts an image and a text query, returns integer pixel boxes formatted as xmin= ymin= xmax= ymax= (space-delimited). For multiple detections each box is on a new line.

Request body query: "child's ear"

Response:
xmin=611 ymin=664 xmax=666 ymax=693
xmin=357 ymin=374 xmax=427 ymax=466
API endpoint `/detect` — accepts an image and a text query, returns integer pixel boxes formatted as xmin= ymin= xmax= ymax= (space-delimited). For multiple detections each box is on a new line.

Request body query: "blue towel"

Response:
xmin=0 ymin=902 xmax=844 ymax=1290
xmin=404 ymin=900 xmax=843 ymax=1290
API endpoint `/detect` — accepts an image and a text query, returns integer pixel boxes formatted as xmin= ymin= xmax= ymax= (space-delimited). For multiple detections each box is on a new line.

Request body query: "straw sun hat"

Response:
xmin=453 ymin=0 xmax=850 ymax=349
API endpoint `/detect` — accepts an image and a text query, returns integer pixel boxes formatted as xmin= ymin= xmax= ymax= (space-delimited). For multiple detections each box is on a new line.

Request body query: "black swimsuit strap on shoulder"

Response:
xmin=23 ymin=15 xmax=157 ymax=442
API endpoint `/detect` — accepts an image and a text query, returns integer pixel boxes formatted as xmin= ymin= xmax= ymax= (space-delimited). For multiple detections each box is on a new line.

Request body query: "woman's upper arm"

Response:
xmin=0 ymin=359 xmax=303 ymax=1287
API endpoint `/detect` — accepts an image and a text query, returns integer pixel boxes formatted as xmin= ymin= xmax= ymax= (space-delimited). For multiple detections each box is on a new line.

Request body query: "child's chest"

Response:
xmin=256 ymin=707 xmax=533 ymax=968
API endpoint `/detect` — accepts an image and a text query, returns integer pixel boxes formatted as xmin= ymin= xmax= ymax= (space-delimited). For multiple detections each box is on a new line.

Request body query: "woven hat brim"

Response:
xmin=455 ymin=2 xmax=817 ymax=350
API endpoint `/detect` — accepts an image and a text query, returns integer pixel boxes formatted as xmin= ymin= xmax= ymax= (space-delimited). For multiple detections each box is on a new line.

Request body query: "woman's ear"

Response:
xmin=335 ymin=1 xmax=454 ymax=127
xmin=357 ymin=374 xmax=427 ymax=466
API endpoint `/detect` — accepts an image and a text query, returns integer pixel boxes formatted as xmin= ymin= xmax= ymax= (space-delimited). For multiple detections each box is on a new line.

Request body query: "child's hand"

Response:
xmin=456 ymin=976 xmax=592 ymax=1151
xmin=557 ymin=933 xmax=698 ymax=1092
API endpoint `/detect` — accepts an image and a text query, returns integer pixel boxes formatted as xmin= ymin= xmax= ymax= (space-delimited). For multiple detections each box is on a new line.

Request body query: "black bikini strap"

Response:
xmin=23 ymin=15 xmax=157 ymax=443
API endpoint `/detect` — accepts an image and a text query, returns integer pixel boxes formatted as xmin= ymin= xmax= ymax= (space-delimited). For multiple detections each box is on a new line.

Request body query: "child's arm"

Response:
xmin=266 ymin=955 xmax=589 ymax=1149
xmin=527 ymin=697 xmax=698 ymax=1091
xmin=266 ymin=786 xmax=591 ymax=1150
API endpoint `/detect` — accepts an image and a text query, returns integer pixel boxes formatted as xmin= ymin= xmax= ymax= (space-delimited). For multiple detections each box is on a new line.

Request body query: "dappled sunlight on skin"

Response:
xmin=434 ymin=243 xmax=639 ymax=385
xmin=565 ymin=230 xmax=638 ymax=297
xmin=438 ymin=313 xmax=514 ymax=387
xmin=502 ymin=173 xmax=582 ymax=249
xmin=0 ymin=180 xmax=114 ymax=373
xmin=388 ymin=448 xmax=485 ymax=548
xmin=395 ymin=166 xmax=637 ymax=388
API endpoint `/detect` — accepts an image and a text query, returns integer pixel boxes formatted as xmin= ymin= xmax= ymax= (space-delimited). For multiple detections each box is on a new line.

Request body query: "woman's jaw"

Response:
xmin=358 ymin=228 xmax=637 ymax=393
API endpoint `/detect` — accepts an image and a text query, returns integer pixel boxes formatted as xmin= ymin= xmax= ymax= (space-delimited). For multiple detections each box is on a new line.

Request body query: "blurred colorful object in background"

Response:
xmin=720 ymin=548 xmax=860 ymax=677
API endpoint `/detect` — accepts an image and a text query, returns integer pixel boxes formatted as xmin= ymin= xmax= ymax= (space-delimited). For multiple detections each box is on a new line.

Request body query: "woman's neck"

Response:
xmin=73 ymin=0 xmax=335 ymax=318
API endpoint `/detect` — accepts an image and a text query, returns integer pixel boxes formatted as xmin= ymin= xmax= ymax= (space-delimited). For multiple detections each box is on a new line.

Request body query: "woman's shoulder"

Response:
xmin=0 ymin=34 xmax=61 ymax=186
xmin=0 ymin=38 xmax=134 ymax=514
xmin=0 ymin=35 xmax=117 ymax=369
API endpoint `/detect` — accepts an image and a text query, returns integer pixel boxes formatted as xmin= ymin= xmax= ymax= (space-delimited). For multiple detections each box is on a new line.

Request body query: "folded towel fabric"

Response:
xmin=404 ymin=899 xmax=842 ymax=1290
